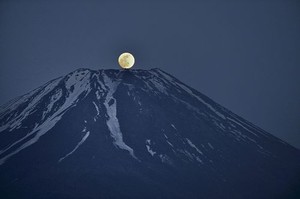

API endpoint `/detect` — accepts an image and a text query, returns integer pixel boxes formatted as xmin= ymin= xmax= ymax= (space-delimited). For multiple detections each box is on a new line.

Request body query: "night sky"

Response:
xmin=0 ymin=0 xmax=299 ymax=148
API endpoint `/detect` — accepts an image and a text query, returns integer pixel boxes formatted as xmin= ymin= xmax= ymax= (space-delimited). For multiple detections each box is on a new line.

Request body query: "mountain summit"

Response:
xmin=0 ymin=68 xmax=299 ymax=198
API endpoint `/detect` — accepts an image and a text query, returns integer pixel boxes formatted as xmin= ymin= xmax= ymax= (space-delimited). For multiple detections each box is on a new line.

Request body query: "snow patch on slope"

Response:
xmin=103 ymin=73 xmax=138 ymax=160
xmin=0 ymin=71 xmax=92 ymax=165
xmin=92 ymin=101 xmax=100 ymax=121
xmin=1 ymin=78 xmax=62 ymax=132
xmin=186 ymin=138 xmax=203 ymax=155
xmin=146 ymin=139 xmax=156 ymax=156
xmin=207 ymin=142 xmax=214 ymax=150
xmin=42 ymin=89 xmax=63 ymax=120
xmin=59 ymin=127 xmax=90 ymax=163
xmin=176 ymin=82 xmax=226 ymax=120
xmin=227 ymin=117 xmax=258 ymax=137
xmin=159 ymin=154 xmax=173 ymax=165
xmin=164 ymin=134 xmax=174 ymax=147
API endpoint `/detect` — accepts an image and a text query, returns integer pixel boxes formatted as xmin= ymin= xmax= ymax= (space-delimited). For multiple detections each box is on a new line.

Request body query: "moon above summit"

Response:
xmin=118 ymin=52 xmax=135 ymax=69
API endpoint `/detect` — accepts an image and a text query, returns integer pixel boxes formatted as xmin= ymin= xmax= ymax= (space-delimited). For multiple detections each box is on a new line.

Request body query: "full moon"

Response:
xmin=118 ymin=52 xmax=135 ymax=69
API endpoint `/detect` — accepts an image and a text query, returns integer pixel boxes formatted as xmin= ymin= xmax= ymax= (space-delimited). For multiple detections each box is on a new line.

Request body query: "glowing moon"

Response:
xmin=118 ymin=52 xmax=135 ymax=69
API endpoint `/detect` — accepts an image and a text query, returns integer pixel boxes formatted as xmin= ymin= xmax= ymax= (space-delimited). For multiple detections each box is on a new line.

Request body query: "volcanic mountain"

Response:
xmin=0 ymin=68 xmax=299 ymax=198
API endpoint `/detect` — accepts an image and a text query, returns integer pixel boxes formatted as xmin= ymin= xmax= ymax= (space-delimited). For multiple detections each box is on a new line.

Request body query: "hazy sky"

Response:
xmin=0 ymin=0 xmax=299 ymax=148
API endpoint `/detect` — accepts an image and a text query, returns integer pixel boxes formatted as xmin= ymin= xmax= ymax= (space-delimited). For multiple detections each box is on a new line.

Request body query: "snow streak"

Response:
xmin=58 ymin=128 xmax=90 ymax=163
xmin=102 ymin=73 xmax=137 ymax=160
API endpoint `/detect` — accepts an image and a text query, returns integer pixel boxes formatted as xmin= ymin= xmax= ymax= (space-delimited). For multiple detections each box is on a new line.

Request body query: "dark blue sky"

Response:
xmin=0 ymin=0 xmax=299 ymax=148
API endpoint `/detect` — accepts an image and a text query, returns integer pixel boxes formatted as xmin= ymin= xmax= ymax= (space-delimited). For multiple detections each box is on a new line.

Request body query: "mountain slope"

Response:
xmin=0 ymin=68 xmax=299 ymax=198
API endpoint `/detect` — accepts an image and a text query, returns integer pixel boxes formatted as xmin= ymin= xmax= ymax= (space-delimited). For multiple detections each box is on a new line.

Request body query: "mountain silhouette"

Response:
xmin=0 ymin=68 xmax=299 ymax=198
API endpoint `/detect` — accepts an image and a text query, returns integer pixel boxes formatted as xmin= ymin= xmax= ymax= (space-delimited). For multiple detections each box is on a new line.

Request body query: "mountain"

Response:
xmin=0 ymin=68 xmax=299 ymax=199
